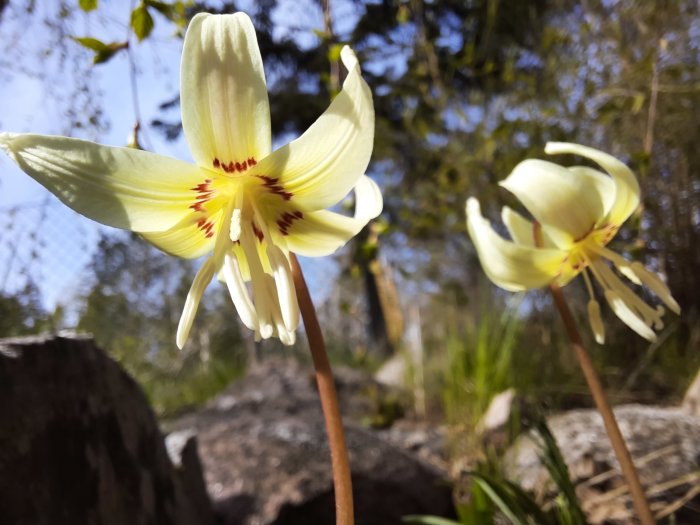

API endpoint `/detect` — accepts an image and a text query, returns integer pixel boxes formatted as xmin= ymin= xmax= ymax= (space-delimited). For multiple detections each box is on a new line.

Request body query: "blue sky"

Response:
xmin=0 ymin=1 xmax=350 ymax=312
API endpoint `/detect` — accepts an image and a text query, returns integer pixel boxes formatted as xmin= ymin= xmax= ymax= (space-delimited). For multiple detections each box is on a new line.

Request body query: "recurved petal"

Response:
xmin=466 ymin=198 xmax=566 ymax=291
xmin=0 ymin=133 xmax=204 ymax=232
xmin=176 ymin=256 xmax=216 ymax=349
xmin=282 ymin=176 xmax=382 ymax=256
xmin=251 ymin=46 xmax=374 ymax=211
xmin=500 ymin=159 xmax=609 ymax=247
xmin=545 ymin=142 xmax=640 ymax=227
xmin=181 ymin=13 xmax=271 ymax=169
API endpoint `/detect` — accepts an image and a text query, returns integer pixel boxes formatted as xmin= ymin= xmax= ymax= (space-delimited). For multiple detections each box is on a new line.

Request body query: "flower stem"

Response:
xmin=290 ymin=254 xmax=354 ymax=525
xmin=549 ymin=283 xmax=656 ymax=525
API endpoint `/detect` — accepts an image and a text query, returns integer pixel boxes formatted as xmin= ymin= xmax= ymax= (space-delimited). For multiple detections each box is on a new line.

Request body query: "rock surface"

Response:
xmin=506 ymin=405 xmax=700 ymax=524
xmin=0 ymin=334 xmax=214 ymax=525
xmin=170 ymin=358 xmax=456 ymax=525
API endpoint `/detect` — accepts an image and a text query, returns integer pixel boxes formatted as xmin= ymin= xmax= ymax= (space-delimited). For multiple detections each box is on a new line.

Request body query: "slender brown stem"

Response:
xmin=549 ymin=283 xmax=656 ymax=525
xmin=290 ymin=253 xmax=354 ymax=525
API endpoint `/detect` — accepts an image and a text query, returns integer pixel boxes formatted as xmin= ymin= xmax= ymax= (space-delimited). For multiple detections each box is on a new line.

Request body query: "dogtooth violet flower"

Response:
xmin=0 ymin=13 xmax=382 ymax=348
xmin=466 ymin=142 xmax=679 ymax=343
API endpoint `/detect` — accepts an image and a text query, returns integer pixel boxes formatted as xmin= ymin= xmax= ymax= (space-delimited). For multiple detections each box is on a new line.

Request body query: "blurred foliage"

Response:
xmin=406 ymin=420 xmax=587 ymax=525
xmin=2 ymin=0 xmax=700 ymax=425
xmin=0 ymin=282 xmax=57 ymax=338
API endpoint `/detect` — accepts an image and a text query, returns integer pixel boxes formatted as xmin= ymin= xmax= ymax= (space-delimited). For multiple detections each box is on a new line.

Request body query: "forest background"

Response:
xmin=0 ymin=0 xmax=698 ymax=437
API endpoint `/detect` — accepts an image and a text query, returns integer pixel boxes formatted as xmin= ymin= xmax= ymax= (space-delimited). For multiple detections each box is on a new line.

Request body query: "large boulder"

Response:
xmin=169 ymin=358 xmax=456 ymax=525
xmin=0 ymin=334 xmax=214 ymax=525
xmin=506 ymin=405 xmax=700 ymax=524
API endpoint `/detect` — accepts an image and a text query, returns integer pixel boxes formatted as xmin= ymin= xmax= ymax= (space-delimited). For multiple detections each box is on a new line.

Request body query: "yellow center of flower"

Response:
xmin=560 ymin=223 xmax=618 ymax=275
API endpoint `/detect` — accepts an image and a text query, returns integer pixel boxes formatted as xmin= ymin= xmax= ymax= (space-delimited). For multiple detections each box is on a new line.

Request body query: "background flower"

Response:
xmin=467 ymin=142 xmax=679 ymax=343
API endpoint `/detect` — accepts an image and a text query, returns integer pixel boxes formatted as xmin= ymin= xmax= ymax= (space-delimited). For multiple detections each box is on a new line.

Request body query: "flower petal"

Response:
xmin=466 ymin=198 xmax=567 ymax=291
xmin=0 ymin=133 xmax=203 ymax=232
xmin=281 ymin=176 xmax=382 ymax=256
xmin=250 ymin=46 xmax=374 ymax=211
xmin=176 ymin=256 xmax=216 ymax=349
xmin=500 ymin=159 xmax=609 ymax=246
xmin=544 ymin=142 xmax=640 ymax=227
xmin=266 ymin=244 xmax=299 ymax=332
xmin=222 ymin=252 xmax=258 ymax=331
xmin=181 ymin=13 xmax=271 ymax=169
xmin=567 ymin=166 xmax=616 ymax=225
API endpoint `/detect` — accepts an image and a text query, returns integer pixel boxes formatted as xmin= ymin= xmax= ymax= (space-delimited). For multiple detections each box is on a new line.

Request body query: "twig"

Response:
xmin=290 ymin=253 xmax=354 ymax=525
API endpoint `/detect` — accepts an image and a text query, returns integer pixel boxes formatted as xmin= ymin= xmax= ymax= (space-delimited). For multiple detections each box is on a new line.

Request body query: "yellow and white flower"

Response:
xmin=0 ymin=13 xmax=382 ymax=348
xmin=466 ymin=142 xmax=679 ymax=343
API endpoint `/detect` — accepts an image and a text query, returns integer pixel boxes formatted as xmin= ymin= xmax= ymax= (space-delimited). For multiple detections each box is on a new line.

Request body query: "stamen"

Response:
xmin=590 ymin=260 xmax=665 ymax=339
xmin=230 ymin=209 xmax=242 ymax=242
xmin=267 ymin=244 xmax=299 ymax=332
xmin=629 ymin=262 xmax=681 ymax=314
xmin=587 ymin=299 xmax=605 ymax=344
xmin=591 ymin=244 xmax=680 ymax=315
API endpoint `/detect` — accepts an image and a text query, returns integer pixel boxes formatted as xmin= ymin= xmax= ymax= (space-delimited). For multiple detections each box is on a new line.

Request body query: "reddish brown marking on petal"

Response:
xmin=205 ymin=231 xmax=215 ymax=238
xmin=252 ymin=223 xmax=265 ymax=242
xmin=213 ymin=157 xmax=257 ymax=174
xmin=276 ymin=209 xmax=304 ymax=235
xmin=190 ymin=179 xmax=215 ymax=214
xmin=257 ymin=175 xmax=293 ymax=201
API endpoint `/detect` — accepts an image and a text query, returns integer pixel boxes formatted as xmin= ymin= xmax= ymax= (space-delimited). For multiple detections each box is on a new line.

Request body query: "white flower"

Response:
xmin=467 ymin=142 xmax=679 ymax=343
xmin=0 ymin=13 xmax=382 ymax=348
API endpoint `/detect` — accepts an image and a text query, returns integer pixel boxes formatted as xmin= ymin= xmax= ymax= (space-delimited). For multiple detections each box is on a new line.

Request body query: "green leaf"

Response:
xmin=131 ymin=4 xmax=154 ymax=41
xmin=79 ymin=0 xmax=98 ymax=11
xmin=145 ymin=0 xmax=175 ymax=20
xmin=72 ymin=36 xmax=109 ymax=52
xmin=73 ymin=37 xmax=128 ymax=65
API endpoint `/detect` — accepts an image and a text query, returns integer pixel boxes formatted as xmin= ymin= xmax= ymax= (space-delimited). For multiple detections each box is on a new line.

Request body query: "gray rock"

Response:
xmin=506 ymin=405 xmax=700 ymax=524
xmin=170 ymin=358 xmax=455 ymax=525
xmin=0 ymin=334 xmax=214 ymax=525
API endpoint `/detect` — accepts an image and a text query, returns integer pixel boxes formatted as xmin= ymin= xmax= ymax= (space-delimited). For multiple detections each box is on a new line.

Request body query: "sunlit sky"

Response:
xmin=0 ymin=0 xmax=357 ymax=311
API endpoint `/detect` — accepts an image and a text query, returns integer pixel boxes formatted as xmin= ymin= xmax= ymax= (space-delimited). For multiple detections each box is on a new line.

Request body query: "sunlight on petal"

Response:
xmin=251 ymin=47 xmax=374 ymax=211
xmin=0 ymin=133 xmax=204 ymax=232
xmin=181 ymin=13 xmax=271 ymax=168
xmin=501 ymin=159 xmax=608 ymax=245
xmin=545 ymin=142 xmax=640 ymax=227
